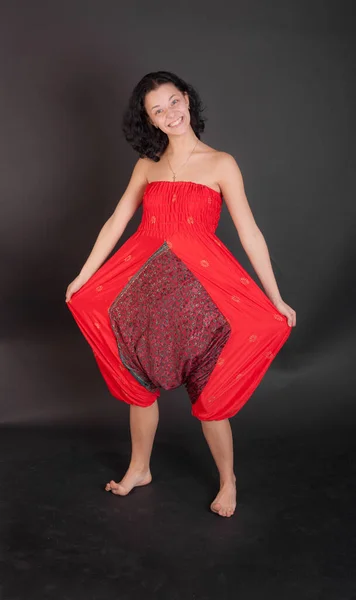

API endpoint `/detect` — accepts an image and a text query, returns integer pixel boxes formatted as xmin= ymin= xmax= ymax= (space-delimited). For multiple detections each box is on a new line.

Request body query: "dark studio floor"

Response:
xmin=1 ymin=422 xmax=355 ymax=600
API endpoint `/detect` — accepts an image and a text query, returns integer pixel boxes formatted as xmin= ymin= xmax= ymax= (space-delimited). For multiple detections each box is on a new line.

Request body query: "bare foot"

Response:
xmin=105 ymin=466 xmax=152 ymax=496
xmin=210 ymin=478 xmax=237 ymax=517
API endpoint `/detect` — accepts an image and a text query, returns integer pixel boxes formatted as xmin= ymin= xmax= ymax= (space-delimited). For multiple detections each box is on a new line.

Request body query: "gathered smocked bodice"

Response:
xmin=137 ymin=180 xmax=223 ymax=237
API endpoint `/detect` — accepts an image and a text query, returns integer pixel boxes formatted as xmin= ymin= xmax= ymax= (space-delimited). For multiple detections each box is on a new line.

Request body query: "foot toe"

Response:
xmin=211 ymin=501 xmax=236 ymax=517
xmin=211 ymin=502 xmax=222 ymax=514
xmin=111 ymin=482 xmax=130 ymax=496
xmin=105 ymin=480 xmax=121 ymax=494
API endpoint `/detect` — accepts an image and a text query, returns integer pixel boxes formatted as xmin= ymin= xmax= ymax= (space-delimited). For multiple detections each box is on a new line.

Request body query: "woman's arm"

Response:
xmin=65 ymin=158 xmax=149 ymax=302
xmin=78 ymin=158 xmax=149 ymax=281
xmin=217 ymin=153 xmax=296 ymax=326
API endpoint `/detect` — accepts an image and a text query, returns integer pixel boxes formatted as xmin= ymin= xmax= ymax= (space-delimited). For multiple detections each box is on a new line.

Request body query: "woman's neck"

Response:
xmin=164 ymin=129 xmax=199 ymax=158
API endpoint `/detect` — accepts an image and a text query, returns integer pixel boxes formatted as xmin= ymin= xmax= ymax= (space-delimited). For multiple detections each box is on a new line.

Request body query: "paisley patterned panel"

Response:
xmin=108 ymin=242 xmax=231 ymax=402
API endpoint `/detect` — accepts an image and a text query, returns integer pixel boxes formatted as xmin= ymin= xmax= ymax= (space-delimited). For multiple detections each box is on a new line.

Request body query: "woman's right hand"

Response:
xmin=65 ymin=274 xmax=88 ymax=303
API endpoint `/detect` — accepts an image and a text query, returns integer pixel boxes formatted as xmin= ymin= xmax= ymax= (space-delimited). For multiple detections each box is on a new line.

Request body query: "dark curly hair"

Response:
xmin=122 ymin=71 xmax=207 ymax=162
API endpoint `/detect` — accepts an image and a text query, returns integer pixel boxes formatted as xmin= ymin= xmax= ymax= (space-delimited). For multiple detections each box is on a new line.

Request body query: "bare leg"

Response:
xmin=201 ymin=419 xmax=237 ymax=517
xmin=105 ymin=400 xmax=159 ymax=495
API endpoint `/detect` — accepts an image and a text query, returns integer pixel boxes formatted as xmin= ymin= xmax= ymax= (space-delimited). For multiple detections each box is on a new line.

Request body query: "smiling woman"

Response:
xmin=65 ymin=70 xmax=295 ymax=518
xmin=121 ymin=71 xmax=206 ymax=162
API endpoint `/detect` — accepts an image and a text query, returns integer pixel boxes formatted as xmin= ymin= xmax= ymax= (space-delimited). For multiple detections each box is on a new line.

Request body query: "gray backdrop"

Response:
xmin=1 ymin=0 xmax=355 ymax=434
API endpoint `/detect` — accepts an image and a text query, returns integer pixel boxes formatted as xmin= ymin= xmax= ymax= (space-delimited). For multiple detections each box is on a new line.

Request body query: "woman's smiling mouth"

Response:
xmin=168 ymin=116 xmax=183 ymax=127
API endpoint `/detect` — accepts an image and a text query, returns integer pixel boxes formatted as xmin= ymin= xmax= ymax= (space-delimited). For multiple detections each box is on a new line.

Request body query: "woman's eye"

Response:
xmin=155 ymin=99 xmax=178 ymax=115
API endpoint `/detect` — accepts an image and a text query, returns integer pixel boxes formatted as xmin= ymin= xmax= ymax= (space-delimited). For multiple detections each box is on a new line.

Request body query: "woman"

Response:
xmin=66 ymin=70 xmax=296 ymax=518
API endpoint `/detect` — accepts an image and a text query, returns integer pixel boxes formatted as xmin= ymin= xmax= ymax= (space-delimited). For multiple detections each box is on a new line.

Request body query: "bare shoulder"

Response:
xmin=213 ymin=151 xmax=243 ymax=182
xmin=132 ymin=156 xmax=151 ymax=183
xmin=196 ymin=145 xmax=236 ymax=184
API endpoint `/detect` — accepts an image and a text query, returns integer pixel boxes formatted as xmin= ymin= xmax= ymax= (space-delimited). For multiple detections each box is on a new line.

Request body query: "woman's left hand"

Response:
xmin=272 ymin=298 xmax=296 ymax=327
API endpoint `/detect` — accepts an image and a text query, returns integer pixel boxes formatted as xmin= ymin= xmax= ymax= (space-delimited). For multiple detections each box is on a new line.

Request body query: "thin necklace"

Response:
xmin=166 ymin=138 xmax=200 ymax=182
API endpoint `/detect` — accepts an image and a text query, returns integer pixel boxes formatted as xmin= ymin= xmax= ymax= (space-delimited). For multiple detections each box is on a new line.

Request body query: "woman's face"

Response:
xmin=144 ymin=83 xmax=190 ymax=135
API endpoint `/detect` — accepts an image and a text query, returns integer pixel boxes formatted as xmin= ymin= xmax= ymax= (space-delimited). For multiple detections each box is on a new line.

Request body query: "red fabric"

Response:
xmin=68 ymin=180 xmax=292 ymax=420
